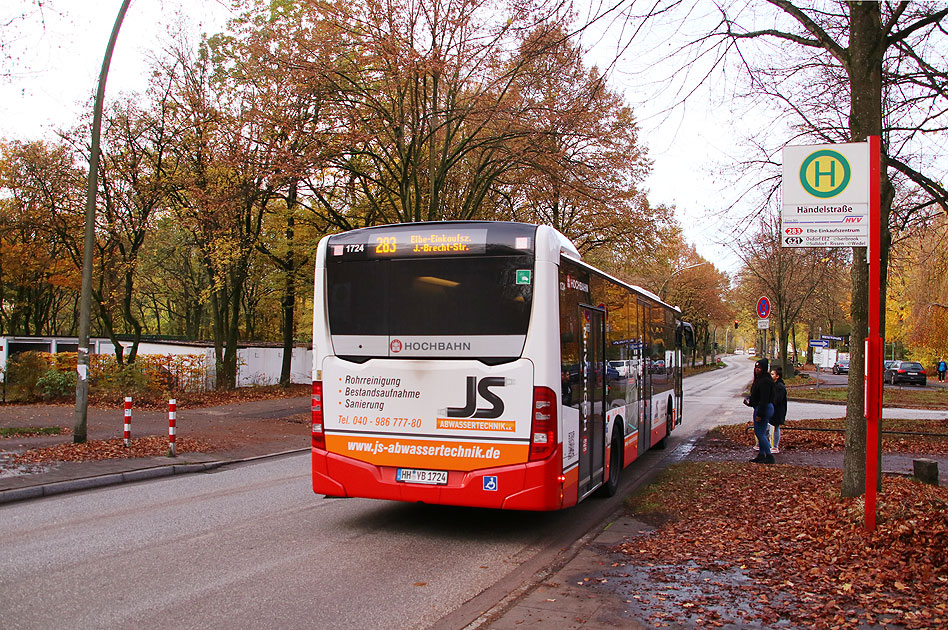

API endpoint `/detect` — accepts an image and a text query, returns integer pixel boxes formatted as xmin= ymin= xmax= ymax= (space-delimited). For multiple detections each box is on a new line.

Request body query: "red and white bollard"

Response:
xmin=123 ymin=397 xmax=132 ymax=447
xmin=168 ymin=398 xmax=177 ymax=457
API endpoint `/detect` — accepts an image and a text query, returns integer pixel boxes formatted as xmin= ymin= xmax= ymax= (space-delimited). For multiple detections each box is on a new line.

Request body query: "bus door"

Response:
xmin=578 ymin=305 xmax=606 ymax=498
xmin=638 ymin=301 xmax=651 ymax=459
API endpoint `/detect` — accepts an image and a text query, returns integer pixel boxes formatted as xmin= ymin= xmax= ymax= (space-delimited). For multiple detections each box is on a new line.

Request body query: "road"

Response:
xmin=0 ymin=360 xmax=750 ymax=630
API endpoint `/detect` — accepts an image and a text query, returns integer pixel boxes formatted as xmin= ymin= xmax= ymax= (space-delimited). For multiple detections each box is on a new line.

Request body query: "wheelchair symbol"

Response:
xmin=483 ymin=476 xmax=498 ymax=492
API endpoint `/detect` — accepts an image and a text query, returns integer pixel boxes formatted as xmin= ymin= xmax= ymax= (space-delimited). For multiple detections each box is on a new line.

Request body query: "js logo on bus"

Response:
xmin=447 ymin=377 xmax=505 ymax=419
xmin=799 ymin=149 xmax=851 ymax=198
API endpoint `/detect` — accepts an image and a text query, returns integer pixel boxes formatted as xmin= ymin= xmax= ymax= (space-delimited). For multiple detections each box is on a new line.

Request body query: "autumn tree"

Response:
xmin=498 ymin=24 xmax=662 ymax=257
xmin=209 ymin=0 xmax=667 ymax=385
xmin=0 ymin=139 xmax=83 ymax=334
xmin=210 ymin=0 xmax=339 ymax=385
xmin=135 ymin=215 xmax=213 ymax=339
xmin=663 ymin=250 xmax=730 ymax=367
xmin=893 ymin=214 xmax=948 ymax=364
xmin=161 ymin=39 xmax=276 ymax=389
xmin=797 ymin=256 xmax=851 ymax=363
xmin=734 ymin=209 xmax=847 ymax=377
xmin=307 ymin=0 xmax=646 ymax=230
xmin=72 ymin=86 xmax=181 ymax=364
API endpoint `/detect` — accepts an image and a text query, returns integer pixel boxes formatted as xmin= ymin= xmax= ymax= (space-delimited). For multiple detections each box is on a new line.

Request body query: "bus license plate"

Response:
xmin=396 ymin=468 xmax=448 ymax=485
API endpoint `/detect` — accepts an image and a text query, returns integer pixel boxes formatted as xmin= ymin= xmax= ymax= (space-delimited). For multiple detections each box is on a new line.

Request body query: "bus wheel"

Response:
xmin=599 ymin=431 xmax=622 ymax=497
xmin=656 ymin=406 xmax=673 ymax=450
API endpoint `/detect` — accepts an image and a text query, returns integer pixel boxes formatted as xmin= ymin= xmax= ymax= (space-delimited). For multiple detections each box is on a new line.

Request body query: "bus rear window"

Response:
xmin=327 ymin=256 xmax=534 ymax=340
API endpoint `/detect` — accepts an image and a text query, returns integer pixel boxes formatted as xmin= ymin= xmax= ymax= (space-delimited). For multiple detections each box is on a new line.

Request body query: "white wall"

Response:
xmin=0 ymin=337 xmax=313 ymax=388
xmin=237 ymin=346 xmax=313 ymax=387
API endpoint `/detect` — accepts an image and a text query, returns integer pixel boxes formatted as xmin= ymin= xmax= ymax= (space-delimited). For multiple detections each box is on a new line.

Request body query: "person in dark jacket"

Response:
xmin=744 ymin=358 xmax=775 ymax=464
xmin=770 ymin=365 xmax=788 ymax=454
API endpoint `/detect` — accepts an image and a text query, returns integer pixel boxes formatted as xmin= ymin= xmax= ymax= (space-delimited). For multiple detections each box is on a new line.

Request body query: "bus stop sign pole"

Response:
xmin=865 ymin=135 xmax=882 ymax=532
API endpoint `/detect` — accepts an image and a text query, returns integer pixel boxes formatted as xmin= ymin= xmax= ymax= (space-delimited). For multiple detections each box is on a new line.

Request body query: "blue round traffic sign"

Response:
xmin=756 ymin=296 xmax=771 ymax=320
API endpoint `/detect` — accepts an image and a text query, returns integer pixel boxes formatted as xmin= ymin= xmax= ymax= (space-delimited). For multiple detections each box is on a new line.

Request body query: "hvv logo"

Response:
xmin=446 ymin=377 xmax=505 ymax=419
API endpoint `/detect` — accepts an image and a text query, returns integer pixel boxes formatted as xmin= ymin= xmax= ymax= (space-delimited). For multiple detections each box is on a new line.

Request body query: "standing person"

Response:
xmin=770 ymin=365 xmax=787 ymax=454
xmin=744 ymin=358 xmax=775 ymax=464
xmin=937 ymin=359 xmax=946 ymax=383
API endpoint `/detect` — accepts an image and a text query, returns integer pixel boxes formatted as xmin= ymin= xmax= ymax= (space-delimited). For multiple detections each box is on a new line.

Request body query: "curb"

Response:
xmin=0 ymin=448 xmax=308 ymax=506
xmin=786 ymin=395 xmax=948 ymax=411
xmin=787 ymin=395 xmax=846 ymax=406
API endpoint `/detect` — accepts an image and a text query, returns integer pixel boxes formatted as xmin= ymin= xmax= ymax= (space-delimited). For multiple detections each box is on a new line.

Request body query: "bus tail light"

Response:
xmin=312 ymin=381 xmax=325 ymax=450
xmin=529 ymin=386 xmax=557 ymax=461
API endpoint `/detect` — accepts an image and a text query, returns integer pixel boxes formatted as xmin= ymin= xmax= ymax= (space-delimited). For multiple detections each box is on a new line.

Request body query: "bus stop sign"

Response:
xmin=756 ymin=296 xmax=771 ymax=320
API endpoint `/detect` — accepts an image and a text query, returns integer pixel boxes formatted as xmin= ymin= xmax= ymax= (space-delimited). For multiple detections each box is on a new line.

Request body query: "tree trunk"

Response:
xmin=279 ymin=183 xmax=298 ymax=387
xmin=841 ymin=1 xmax=886 ymax=497
xmin=842 ymin=248 xmax=869 ymax=497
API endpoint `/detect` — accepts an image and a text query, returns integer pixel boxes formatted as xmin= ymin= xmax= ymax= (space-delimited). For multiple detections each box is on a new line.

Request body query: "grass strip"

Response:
xmin=0 ymin=426 xmax=66 ymax=438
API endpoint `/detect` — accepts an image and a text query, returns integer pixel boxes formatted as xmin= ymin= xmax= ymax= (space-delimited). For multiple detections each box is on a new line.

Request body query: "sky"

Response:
xmin=0 ymin=0 xmax=745 ymax=273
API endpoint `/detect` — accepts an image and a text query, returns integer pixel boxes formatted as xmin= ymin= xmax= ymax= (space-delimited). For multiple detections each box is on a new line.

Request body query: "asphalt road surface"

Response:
xmin=0 ymin=360 xmax=754 ymax=630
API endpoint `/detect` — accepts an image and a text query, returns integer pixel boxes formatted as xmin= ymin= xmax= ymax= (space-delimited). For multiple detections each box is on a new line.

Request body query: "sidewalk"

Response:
xmin=0 ymin=396 xmax=311 ymax=504
xmin=481 ymin=514 xmax=655 ymax=629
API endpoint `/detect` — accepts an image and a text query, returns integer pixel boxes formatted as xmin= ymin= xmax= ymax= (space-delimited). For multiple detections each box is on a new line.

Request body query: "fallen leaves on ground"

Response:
xmin=619 ymin=462 xmax=948 ymax=629
xmin=13 ymin=436 xmax=216 ymax=463
xmin=712 ymin=418 xmax=948 ymax=454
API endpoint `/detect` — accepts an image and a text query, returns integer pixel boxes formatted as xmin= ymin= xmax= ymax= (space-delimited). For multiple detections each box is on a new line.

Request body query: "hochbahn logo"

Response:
xmin=563 ymin=275 xmax=589 ymax=293
xmin=799 ymin=149 xmax=851 ymax=198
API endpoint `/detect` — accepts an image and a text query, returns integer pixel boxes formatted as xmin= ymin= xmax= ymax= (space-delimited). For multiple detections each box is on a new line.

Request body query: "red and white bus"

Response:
xmin=311 ymin=221 xmax=693 ymax=510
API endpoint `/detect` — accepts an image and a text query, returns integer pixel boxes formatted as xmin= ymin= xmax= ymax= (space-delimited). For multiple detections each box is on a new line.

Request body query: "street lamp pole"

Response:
xmin=74 ymin=0 xmax=132 ymax=443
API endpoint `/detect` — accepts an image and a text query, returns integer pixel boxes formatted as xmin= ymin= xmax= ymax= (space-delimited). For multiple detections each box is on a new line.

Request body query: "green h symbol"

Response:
xmin=813 ymin=159 xmax=836 ymax=187
xmin=799 ymin=149 xmax=850 ymax=199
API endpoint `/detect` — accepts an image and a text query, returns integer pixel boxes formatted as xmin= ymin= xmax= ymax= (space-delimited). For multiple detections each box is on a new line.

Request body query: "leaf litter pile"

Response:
xmin=13 ymin=436 xmax=216 ymax=464
xmin=616 ymin=462 xmax=948 ymax=629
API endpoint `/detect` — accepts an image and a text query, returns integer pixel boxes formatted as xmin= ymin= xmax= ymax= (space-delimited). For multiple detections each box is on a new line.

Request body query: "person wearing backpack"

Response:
xmin=937 ymin=359 xmax=946 ymax=383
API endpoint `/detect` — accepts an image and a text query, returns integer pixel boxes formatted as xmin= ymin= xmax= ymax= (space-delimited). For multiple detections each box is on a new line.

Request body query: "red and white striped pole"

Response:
xmin=123 ymin=397 xmax=132 ymax=447
xmin=168 ymin=398 xmax=177 ymax=457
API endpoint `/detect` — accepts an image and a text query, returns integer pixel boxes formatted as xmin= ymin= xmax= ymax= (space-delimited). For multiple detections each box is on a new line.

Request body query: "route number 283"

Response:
xmin=374 ymin=236 xmax=397 ymax=254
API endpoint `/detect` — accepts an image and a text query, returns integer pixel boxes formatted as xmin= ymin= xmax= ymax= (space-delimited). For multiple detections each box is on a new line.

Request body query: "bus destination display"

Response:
xmin=331 ymin=228 xmax=489 ymax=259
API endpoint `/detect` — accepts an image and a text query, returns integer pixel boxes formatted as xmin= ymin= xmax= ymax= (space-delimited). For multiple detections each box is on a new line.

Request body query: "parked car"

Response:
xmin=605 ymin=362 xmax=620 ymax=380
xmin=608 ymin=360 xmax=629 ymax=378
xmin=883 ymin=360 xmax=927 ymax=386
xmin=832 ymin=359 xmax=850 ymax=375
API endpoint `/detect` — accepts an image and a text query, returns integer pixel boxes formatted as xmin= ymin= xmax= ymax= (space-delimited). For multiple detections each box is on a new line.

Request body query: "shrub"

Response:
xmin=2 ymin=351 xmax=213 ymax=404
xmin=136 ymin=354 xmax=211 ymax=394
xmin=37 ymin=368 xmax=76 ymax=401
xmin=4 ymin=351 xmax=54 ymax=401
xmin=90 ymin=358 xmax=151 ymax=400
